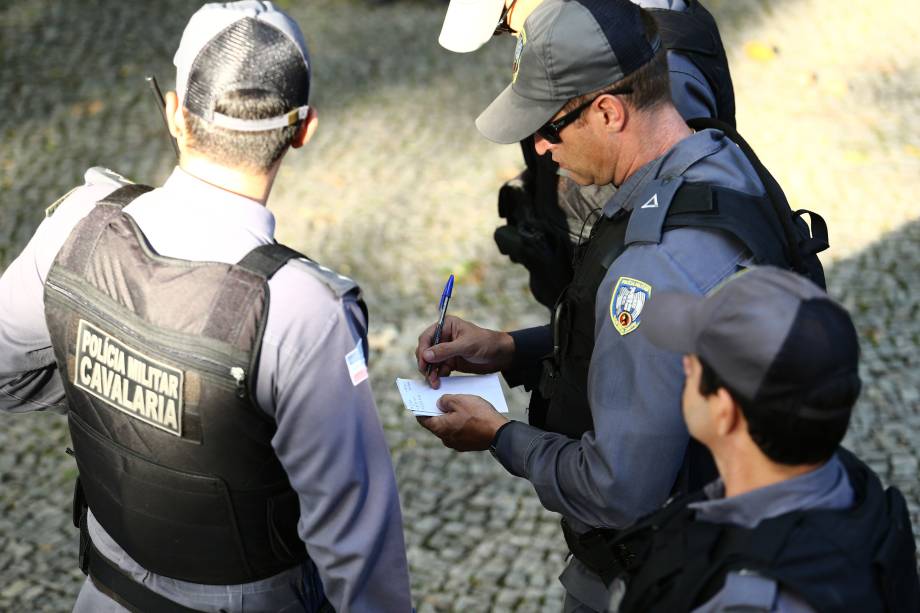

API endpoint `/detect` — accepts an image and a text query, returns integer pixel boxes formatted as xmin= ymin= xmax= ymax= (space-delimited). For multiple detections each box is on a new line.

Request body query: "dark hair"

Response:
xmin=184 ymin=89 xmax=301 ymax=172
xmin=698 ymin=358 xmax=859 ymax=465
xmin=562 ymin=10 xmax=671 ymax=117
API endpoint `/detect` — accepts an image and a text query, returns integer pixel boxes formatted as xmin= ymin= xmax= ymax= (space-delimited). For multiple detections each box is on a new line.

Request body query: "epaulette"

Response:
xmin=289 ymin=257 xmax=360 ymax=299
xmin=47 ymin=167 xmax=136 ymax=219
xmin=623 ymin=176 xmax=685 ymax=245
xmin=83 ymin=166 xmax=135 ymax=189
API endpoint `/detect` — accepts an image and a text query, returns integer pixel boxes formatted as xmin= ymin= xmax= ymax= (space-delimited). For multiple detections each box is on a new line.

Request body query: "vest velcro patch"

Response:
xmin=610 ymin=277 xmax=652 ymax=336
xmin=74 ymin=320 xmax=184 ymax=436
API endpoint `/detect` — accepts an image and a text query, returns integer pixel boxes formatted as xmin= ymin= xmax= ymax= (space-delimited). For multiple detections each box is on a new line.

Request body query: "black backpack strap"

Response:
xmin=96 ymin=184 xmax=155 ymax=209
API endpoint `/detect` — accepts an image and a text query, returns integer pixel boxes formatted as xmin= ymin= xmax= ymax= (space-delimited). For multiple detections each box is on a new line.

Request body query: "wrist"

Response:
xmin=494 ymin=331 xmax=516 ymax=371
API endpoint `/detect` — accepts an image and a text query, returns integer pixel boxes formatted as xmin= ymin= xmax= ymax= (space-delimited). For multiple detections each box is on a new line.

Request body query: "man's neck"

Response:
xmin=613 ymin=104 xmax=692 ymax=187
xmin=714 ymin=444 xmax=825 ymax=498
xmin=178 ymin=153 xmax=277 ymax=205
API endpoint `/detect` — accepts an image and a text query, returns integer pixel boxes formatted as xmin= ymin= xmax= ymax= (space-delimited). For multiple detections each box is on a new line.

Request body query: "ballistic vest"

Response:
xmin=44 ymin=185 xmax=354 ymax=585
xmin=494 ymin=0 xmax=737 ymax=310
xmin=531 ymin=122 xmax=828 ymax=441
xmin=619 ymin=449 xmax=920 ymax=613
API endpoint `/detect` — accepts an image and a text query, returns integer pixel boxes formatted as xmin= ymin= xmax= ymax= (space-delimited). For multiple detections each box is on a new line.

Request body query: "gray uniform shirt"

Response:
xmin=0 ymin=167 xmax=412 ymax=612
xmin=690 ymin=454 xmax=854 ymax=613
xmin=495 ymin=129 xmax=765 ymax=610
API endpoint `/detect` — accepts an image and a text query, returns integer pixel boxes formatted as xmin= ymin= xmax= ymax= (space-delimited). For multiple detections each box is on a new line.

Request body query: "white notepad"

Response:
xmin=395 ymin=373 xmax=510 ymax=416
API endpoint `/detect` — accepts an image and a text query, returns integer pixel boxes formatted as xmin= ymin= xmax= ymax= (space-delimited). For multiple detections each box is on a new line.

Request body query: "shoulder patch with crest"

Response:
xmin=610 ymin=276 xmax=652 ymax=336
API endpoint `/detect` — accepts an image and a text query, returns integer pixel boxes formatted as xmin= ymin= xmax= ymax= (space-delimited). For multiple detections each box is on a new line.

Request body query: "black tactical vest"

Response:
xmin=531 ymin=123 xmax=828 ymax=441
xmin=648 ymin=0 xmax=737 ymax=127
xmin=618 ymin=449 xmax=920 ymax=613
xmin=43 ymin=185 xmax=346 ymax=585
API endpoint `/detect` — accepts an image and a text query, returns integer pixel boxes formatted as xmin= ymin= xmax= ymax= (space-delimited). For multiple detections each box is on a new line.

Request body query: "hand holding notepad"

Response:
xmin=396 ymin=373 xmax=509 ymax=416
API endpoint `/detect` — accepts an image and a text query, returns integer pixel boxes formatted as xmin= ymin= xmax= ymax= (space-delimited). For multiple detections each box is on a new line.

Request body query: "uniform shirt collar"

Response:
xmin=160 ymin=166 xmax=276 ymax=238
xmin=123 ymin=167 xmax=277 ymax=264
xmin=688 ymin=453 xmax=854 ymax=529
xmin=603 ymin=129 xmax=726 ymax=216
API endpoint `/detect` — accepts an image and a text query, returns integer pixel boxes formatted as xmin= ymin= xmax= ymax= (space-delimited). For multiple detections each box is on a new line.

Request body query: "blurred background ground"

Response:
xmin=1 ymin=0 xmax=918 ymax=611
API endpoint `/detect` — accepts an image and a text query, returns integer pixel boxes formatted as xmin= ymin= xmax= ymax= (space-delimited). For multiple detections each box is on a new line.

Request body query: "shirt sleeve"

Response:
xmin=256 ymin=268 xmax=412 ymax=613
xmin=667 ymin=51 xmax=719 ymax=122
xmin=493 ymin=228 xmax=748 ymax=529
xmin=503 ymin=325 xmax=552 ymax=389
xmin=0 ymin=183 xmax=116 ymax=413
xmin=692 ymin=572 xmax=818 ymax=613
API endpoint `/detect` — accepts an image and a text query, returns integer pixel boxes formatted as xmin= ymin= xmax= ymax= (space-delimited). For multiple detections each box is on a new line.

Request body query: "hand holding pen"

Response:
xmin=426 ymin=274 xmax=454 ymax=377
xmin=416 ymin=275 xmax=517 ymax=389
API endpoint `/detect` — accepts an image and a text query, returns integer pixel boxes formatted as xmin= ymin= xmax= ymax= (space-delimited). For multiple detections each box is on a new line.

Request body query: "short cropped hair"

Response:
xmin=184 ymin=89 xmax=301 ymax=172
xmin=698 ymin=358 xmax=860 ymax=465
xmin=562 ymin=10 xmax=671 ymax=117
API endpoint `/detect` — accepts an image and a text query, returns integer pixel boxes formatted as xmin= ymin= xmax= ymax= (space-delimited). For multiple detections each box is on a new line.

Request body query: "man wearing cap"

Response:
xmin=416 ymin=1 xmax=823 ymax=610
xmin=439 ymin=0 xmax=736 ymax=310
xmin=0 ymin=2 xmax=411 ymax=611
xmin=614 ymin=266 xmax=920 ymax=612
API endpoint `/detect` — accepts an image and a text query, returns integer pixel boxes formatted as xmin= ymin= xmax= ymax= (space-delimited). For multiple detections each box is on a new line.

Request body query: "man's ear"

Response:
xmin=713 ymin=388 xmax=741 ymax=437
xmin=596 ymin=93 xmax=628 ymax=133
xmin=164 ymin=91 xmax=184 ymax=140
xmin=291 ymin=106 xmax=318 ymax=149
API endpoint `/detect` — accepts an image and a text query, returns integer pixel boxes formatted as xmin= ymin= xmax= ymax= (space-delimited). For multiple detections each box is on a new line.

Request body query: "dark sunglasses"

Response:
xmin=536 ymin=87 xmax=634 ymax=144
xmin=493 ymin=0 xmax=519 ymax=36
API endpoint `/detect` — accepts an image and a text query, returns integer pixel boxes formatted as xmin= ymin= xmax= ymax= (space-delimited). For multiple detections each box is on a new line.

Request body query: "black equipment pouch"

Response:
xmin=495 ymin=138 xmax=575 ymax=309
xmin=561 ymin=518 xmax=641 ymax=585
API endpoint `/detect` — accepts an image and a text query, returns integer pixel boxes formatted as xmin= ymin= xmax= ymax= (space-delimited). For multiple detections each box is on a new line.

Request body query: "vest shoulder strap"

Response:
xmin=237 ymin=243 xmax=360 ymax=299
xmin=96 ymin=184 xmax=154 ymax=209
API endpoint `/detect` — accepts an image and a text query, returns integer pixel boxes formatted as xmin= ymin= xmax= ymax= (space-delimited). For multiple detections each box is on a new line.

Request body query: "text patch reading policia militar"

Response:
xmin=74 ymin=320 xmax=184 ymax=436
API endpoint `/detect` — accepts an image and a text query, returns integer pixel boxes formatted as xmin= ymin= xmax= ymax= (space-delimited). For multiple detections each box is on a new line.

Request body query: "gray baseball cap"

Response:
xmin=174 ymin=1 xmax=311 ymax=132
xmin=642 ymin=267 xmax=861 ymax=412
xmin=476 ymin=0 xmax=660 ymax=144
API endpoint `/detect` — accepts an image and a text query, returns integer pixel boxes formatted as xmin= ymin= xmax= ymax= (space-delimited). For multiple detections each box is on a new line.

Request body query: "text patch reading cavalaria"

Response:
xmin=74 ymin=320 xmax=184 ymax=436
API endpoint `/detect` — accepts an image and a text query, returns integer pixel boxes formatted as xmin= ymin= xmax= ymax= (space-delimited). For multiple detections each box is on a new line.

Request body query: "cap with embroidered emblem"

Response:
xmin=476 ymin=0 xmax=660 ymax=144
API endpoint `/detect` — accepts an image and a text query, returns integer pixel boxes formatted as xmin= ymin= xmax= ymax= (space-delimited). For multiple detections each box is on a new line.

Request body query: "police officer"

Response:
xmin=615 ymin=266 xmax=920 ymax=612
xmin=439 ymin=0 xmax=736 ymax=309
xmin=0 ymin=2 xmax=411 ymax=611
xmin=415 ymin=1 xmax=823 ymax=610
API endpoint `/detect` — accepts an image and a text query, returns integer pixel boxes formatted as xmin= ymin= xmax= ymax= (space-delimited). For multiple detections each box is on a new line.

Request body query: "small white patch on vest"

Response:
xmin=73 ymin=320 xmax=184 ymax=436
xmin=345 ymin=339 xmax=368 ymax=386
xmin=641 ymin=193 xmax=659 ymax=209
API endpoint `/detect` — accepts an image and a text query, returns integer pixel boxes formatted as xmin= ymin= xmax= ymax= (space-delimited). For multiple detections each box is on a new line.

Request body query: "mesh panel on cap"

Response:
xmin=575 ymin=0 xmax=657 ymax=76
xmin=755 ymin=298 xmax=860 ymax=405
xmin=184 ymin=18 xmax=309 ymax=122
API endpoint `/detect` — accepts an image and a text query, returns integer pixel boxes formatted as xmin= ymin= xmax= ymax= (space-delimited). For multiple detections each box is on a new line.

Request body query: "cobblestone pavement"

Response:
xmin=1 ymin=0 xmax=919 ymax=611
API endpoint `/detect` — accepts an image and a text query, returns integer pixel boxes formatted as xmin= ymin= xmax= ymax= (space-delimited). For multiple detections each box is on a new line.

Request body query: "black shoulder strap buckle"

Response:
xmin=793 ymin=209 xmax=830 ymax=255
xmin=236 ymin=242 xmax=309 ymax=280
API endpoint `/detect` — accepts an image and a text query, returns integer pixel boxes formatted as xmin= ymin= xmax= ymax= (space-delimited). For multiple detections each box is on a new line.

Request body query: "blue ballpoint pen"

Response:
xmin=426 ymin=274 xmax=454 ymax=376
